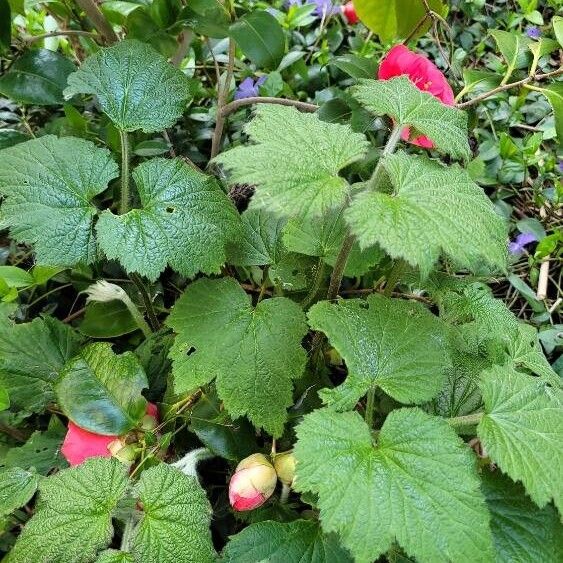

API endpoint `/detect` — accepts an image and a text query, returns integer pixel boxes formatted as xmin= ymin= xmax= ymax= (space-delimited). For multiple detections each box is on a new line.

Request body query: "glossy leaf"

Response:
xmin=535 ymin=82 xmax=563 ymax=146
xmin=79 ymin=300 xmax=138 ymax=339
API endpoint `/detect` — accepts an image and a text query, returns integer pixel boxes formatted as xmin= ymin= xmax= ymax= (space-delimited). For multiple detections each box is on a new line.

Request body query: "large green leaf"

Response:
xmin=353 ymin=77 xmax=470 ymax=161
xmin=96 ymin=158 xmax=240 ymax=281
xmin=477 ymin=366 xmax=563 ymax=514
xmin=9 ymin=458 xmax=128 ymax=563
xmin=130 ymin=464 xmax=215 ymax=563
xmin=214 ymin=104 xmax=369 ymax=220
xmin=64 ymin=39 xmax=192 ymax=132
xmin=0 ymin=49 xmax=76 ymax=105
xmin=346 ymin=152 xmax=507 ymax=277
xmin=0 ymin=468 xmax=38 ymax=517
xmin=229 ymin=11 xmax=285 ymax=69
xmin=482 ymin=470 xmax=563 ymax=563
xmin=0 ymin=316 xmax=83 ymax=413
xmin=294 ymin=407 xmax=493 ymax=563
xmin=55 ymin=342 xmax=148 ymax=435
xmin=535 ymin=83 xmax=563 ymax=146
xmin=308 ymin=295 xmax=450 ymax=409
xmin=0 ymin=135 xmax=118 ymax=266
xmin=167 ymin=277 xmax=308 ymax=436
xmin=222 ymin=519 xmax=353 ymax=562
xmin=352 ymin=0 xmax=446 ymax=43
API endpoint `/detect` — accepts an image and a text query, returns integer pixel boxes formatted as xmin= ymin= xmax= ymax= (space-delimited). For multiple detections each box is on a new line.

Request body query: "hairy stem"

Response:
xmin=74 ymin=0 xmax=118 ymax=44
xmin=383 ymin=259 xmax=406 ymax=297
xmin=366 ymin=124 xmax=403 ymax=191
xmin=130 ymin=273 xmax=160 ymax=332
xmin=119 ymin=129 xmax=130 ymax=215
xmin=365 ymin=387 xmax=376 ymax=427
xmin=301 ymin=258 xmax=326 ymax=309
xmin=447 ymin=412 xmax=484 ymax=429
xmin=221 ymin=96 xmax=318 ymax=118
xmin=280 ymin=483 xmax=291 ymax=504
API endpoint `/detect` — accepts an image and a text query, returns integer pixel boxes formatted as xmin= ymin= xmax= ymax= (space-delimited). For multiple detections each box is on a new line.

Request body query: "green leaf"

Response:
xmin=0 ymin=135 xmax=119 ymax=267
xmin=79 ymin=300 xmax=138 ymax=338
xmin=226 ymin=208 xmax=286 ymax=267
xmin=0 ymin=316 xmax=83 ymax=413
xmin=64 ymin=39 xmax=192 ymax=132
xmin=353 ymin=77 xmax=470 ymax=160
xmin=229 ymin=11 xmax=285 ymax=69
xmin=0 ymin=128 xmax=28 ymax=149
xmin=214 ymin=105 xmax=369 ymax=220
xmin=9 ymin=458 xmax=128 ymax=563
xmin=222 ymin=519 xmax=353 ymax=562
xmin=0 ymin=266 xmax=34 ymax=288
xmin=352 ymin=0 xmax=446 ymax=42
xmin=534 ymin=83 xmax=563 ymax=146
xmin=553 ymin=15 xmax=563 ymax=48
xmin=130 ymin=464 xmax=215 ymax=563
xmin=96 ymin=550 xmax=134 ymax=563
xmin=346 ymin=152 xmax=507 ymax=277
xmin=478 ymin=366 xmax=563 ymax=514
xmin=179 ymin=0 xmax=230 ymax=38
xmin=55 ymin=342 xmax=148 ymax=435
xmin=0 ymin=49 xmax=76 ymax=105
xmin=0 ymin=468 xmax=38 ymax=517
xmin=294 ymin=407 xmax=493 ymax=563
xmin=490 ymin=30 xmax=529 ymax=81
xmin=308 ymin=295 xmax=449 ymax=409
xmin=330 ymin=54 xmax=379 ymax=79
xmin=482 ymin=470 xmax=563 ymax=563
xmin=96 ymin=158 xmax=240 ymax=281
xmin=167 ymin=277 xmax=308 ymax=436
xmin=0 ymin=384 xmax=8 ymax=411
xmin=0 ymin=0 xmax=11 ymax=52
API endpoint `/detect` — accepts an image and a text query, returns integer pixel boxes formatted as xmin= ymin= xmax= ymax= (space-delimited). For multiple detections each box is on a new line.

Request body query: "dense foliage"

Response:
xmin=0 ymin=0 xmax=561 ymax=561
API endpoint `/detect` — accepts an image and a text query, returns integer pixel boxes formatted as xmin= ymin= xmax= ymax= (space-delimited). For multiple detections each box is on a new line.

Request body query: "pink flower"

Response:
xmin=341 ymin=1 xmax=359 ymax=24
xmin=61 ymin=403 xmax=158 ymax=466
xmin=228 ymin=453 xmax=277 ymax=511
xmin=378 ymin=44 xmax=454 ymax=148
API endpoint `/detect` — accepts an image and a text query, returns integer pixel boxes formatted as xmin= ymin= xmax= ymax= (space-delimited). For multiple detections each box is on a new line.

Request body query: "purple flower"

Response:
xmin=558 ymin=160 xmax=563 ymax=174
xmin=234 ymin=76 xmax=267 ymax=100
xmin=312 ymin=0 xmax=339 ymax=17
xmin=508 ymin=232 xmax=537 ymax=255
xmin=525 ymin=26 xmax=541 ymax=40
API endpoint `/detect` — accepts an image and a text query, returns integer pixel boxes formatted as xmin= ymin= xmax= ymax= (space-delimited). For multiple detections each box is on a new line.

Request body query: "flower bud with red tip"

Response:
xmin=228 ymin=453 xmax=277 ymax=511
xmin=341 ymin=1 xmax=359 ymax=24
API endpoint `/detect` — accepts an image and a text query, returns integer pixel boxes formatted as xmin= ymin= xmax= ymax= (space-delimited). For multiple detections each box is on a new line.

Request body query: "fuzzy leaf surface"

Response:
xmin=0 ymin=316 xmax=83 ymax=413
xmin=0 ymin=135 xmax=118 ymax=266
xmin=214 ymin=104 xmax=369 ymax=219
xmin=222 ymin=519 xmax=353 ymax=562
xmin=96 ymin=158 xmax=240 ymax=281
xmin=346 ymin=152 xmax=507 ymax=276
xmin=55 ymin=342 xmax=148 ymax=435
xmin=167 ymin=277 xmax=308 ymax=436
xmin=130 ymin=464 xmax=215 ymax=563
xmin=9 ymin=458 xmax=128 ymax=563
xmin=64 ymin=39 xmax=192 ymax=132
xmin=353 ymin=77 xmax=470 ymax=160
xmin=478 ymin=366 xmax=563 ymax=514
xmin=308 ymin=295 xmax=450 ymax=408
xmin=294 ymin=407 xmax=493 ymax=563
xmin=0 ymin=468 xmax=38 ymax=516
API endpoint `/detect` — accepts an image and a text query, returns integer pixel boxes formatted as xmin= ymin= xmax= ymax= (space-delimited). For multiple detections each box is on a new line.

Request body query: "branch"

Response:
xmin=456 ymin=67 xmax=563 ymax=109
xmin=74 ymin=0 xmax=118 ymax=45
xmin=24 ymin=30 xmax=97 ymax=43
xmin=171 ymin=29 xmax=193 ymax=68
xmin=221 ymin=96 xmax=318 ymax=118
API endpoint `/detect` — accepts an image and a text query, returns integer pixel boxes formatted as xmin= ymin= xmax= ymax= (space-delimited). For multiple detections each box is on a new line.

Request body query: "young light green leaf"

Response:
xmin=55 ymin=342 xmax=148 ymax=435
xmin=64 ymin=39 xmax=192 ymax=132
xmin=346 ymin=152 xmax=507 ymax=277
xmin=9 ymin=458 xmax=128 ymax=563
xmin=490 ymin=30 xmax=529 ymax=82
xmin=96 ymin=158 xmax=240 ymax=281
xmin=0 ymin=266 xmax=34 ymax=288
xmin=222 ymin=519 xmax=353 ymax=563
xmin=353 ymin=77 xmax=470 ymax=160
xmin=167 ymin=277 xmax=308 ymax=436
xmin=0 ymin=468 xmax=38 ymax=516
xmin=308 ymin=295 xmax=450 ymax=409
xmin=0 ymin=316 xmax=83 ymax=413
xmin=96 ymin=550 xmax=134 ymax=563
xmin=0 ymin=135 xmax=118 ymax=266
xmin=482 ymin=470 xmax=563 ymax=563
xmin=214 ymin=104 xmax=369 ymax=219
xmin=554 ymin=15 xmax=563 ymax=48
xmin=294 ymin=407 xmax=494 ymax=563
xmin=130 ymin=464 xmax=215 ymax=563
xmin=478 ymin=366 xmax=563 ymax=514
xmin=227 ymin=208 xmax=286 ymax=267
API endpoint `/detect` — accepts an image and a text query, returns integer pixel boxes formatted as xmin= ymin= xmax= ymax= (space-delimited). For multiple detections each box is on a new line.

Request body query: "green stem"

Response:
xmin=120 ymin=513 xmax=139 ymax=551
xmin=366 ymin=124 xmax=403 ymax=191
xmin=130 ymin=273 xmax=160 ymax=333
xmin=280 ymin=483 xmax=290 ymax=504
xmin=302 ymin=258 xmax=326 ymax=308
xmin=365 ymin=387 xmax=376 ymax=427
xmin=383 ymin=259 xmax=406 ymax=298
xmin=119 ymin=129 xmax=130 ymax=214
xmin=447 ymin=412 xmax=484 ymax=429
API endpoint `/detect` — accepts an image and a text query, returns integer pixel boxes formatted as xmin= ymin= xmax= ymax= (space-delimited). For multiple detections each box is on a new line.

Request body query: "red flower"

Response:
xmin=341 ymin=1 xmax=359 ymax=24
xmin=378 ymin=44 xmax=454 ymax=148
xmin=61 ymin=403 xmax=158 ymax=466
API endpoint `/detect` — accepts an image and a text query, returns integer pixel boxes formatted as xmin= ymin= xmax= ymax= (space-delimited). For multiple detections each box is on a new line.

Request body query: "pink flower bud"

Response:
xmin=228 ymin=453 xmax=277 ymax=511
xmin=273 ymin=450 xmax=296 ymax=486
xmin=341 ymin=1 xmax=359 ymax=24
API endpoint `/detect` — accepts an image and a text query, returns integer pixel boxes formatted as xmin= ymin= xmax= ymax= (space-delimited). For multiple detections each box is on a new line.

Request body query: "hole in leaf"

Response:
xmin=186 ymin=346 xmax=196 ymax=357
xmin=166 ymin=206 xmax=175 ymax=213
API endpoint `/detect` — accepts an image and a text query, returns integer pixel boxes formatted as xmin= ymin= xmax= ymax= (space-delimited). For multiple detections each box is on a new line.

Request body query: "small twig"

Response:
xmin=74 ymin=0 xmax=118 ymax=44
xmin=24 ymin=30 xmax=97 ymax=43
xmin=221 ymin=96 xmax=319 ymax=118
xmin=62 ymin=307 xmax=86 ymax=323
xmin=119 ymin=129 xmax=130 ymax=214
xmin=171 ymin=29 xmax=193 ymax=68
xmin=457 ymin=67 xmax=563 ymax=109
